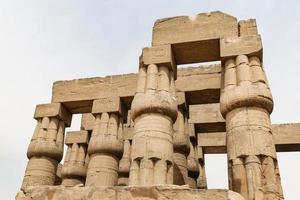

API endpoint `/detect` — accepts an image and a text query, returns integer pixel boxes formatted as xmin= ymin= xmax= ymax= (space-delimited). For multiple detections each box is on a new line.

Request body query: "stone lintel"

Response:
xmin=238 ymin=19 xmax=258 ymax=36
xmin=188 ymin=123 xmax=196 ymax=139
xmin=220 ymin=35 xmax=263 ymax=60
xmin=65 ymin=131 xmax=89 ymax=145
xmin=152 ymin=11 xmax=238 ymax=64
xmin=34 ymin=103 xmax=72 ymax=127
xmin=198 ymin=123 xmax=300 ymax=154
xmin=142 ymin=45 xmax=177 ymax=79
xmin=92 ymin=96 xmax=124 ymax=115
xmin=52 ymin=65 xmax=221 ymax=113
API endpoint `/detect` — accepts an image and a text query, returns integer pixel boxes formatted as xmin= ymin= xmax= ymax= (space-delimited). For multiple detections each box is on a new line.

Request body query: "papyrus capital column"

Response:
xmin=220 ymin=35 xmax=283 ymax=199
xmin=21 ymin=103 xmax=72 ymax=190
xmin=61 ymin=131 xmax=89 ymax=186
xmin=129 ymin=44 xmax=178 ymax=186
xmin=173 ymin=92 xmax=190 ymax=186
xmin=85 ymin=97 xmax=125 ymax=186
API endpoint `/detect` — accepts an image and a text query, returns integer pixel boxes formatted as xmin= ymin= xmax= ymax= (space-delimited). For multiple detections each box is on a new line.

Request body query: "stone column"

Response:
xmin=187 ymin=139 xmax=199 ymax=189
xmin=220 ymin=43 xmax=284 ymax=199
xmin=61 ymin=131 xmax=89 ymax=186
xmin=173 ymin=92 xmax=190 ymax=186
xmin=117 ymin=110 xmax=134 ymax=186
xmin=21 ymin=103 xmax=72 ymax=190
xmin=129 ymin=45 xmax=177 ymax=186
xmin=118 ymin=139 xmax=131 ymax=186
xmin=85 ymin=97 xmax=124 ymax=186
xmin=196 ymin=146 xmax=208 ymax=189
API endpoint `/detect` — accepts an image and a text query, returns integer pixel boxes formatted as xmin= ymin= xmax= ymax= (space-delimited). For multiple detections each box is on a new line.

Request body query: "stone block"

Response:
xmin=92 ymin=96 xmax=124 ymax=115
xmin=220 ymin=35 xmax=262 ymax=60
xmin=123 ymin=126 xmax=134 ymax=140
xmin=238 ymin=19 xmax=258 ymax=36
xmin=142 ymin=45 xmax=176 ymax=78
xmin=176 ymin=91 xmax=186 ymax=108
xmin=189 ymin=103 xmax=225 ymax=124
xmin=65 ymin=131 xmax=89 ymax=145
xmin=51 ymin=65 xmax=222 ymax=113
xmin=152 ymin=11 xmax=238 ymax=64
xmin=81 ymin=113 xmax=95 ymax=131
xmin=34 ymin=103 xmax=72 ymax=127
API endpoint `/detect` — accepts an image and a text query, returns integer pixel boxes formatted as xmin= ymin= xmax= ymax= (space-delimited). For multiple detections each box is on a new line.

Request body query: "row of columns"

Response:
xmin=21 ymin=43 xmax=283 ymax=200
xmin=21 ymin=102 xmax=208 ymax=190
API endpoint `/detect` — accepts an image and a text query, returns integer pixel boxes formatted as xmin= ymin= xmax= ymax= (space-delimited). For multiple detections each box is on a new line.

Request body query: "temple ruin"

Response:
xmin=16 ymin=11 xmax=300 ymax=200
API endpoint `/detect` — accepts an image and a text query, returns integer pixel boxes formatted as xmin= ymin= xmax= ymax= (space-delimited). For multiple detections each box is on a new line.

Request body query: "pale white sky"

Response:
xmin=0 ymin=1 xmax=300 ymax=199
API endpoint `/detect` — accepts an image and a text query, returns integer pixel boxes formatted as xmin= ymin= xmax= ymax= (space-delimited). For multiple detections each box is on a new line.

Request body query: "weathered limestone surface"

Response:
xmin=61 ymin=131 xmax=89 ymax=186
xmin=198 ymin=123 xmax=300 ymax=154
xmin=129 ymin=45 xmax=177 ymax=186
xmin=52 ymin=65 xmax=221 ymax=113
xmin=86 ymin=97 xmax=125 ymax=187
xmin=152 ymin=11 xmax=238 ymax=64
xmin=220 ymin=53 xmax=283 ymax=199
xmin=16 ymin=186 xmax=244 ymax=200
xmin=18 ymin=10 xmax=300 ymax=200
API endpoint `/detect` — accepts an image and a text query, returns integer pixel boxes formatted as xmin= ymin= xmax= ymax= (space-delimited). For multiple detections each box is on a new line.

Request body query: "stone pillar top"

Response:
xmin=141 ymin=44 xmax=177 ymax=79
xmin=92 ymin=96 xmax=124 ymax=116
xmin=220 ymin=35 xmax=263 ymax=61
xmin=65 ymin=131 xmax=90 ymax=145
xmin=34 ymin=103 xmax=72 ymax=127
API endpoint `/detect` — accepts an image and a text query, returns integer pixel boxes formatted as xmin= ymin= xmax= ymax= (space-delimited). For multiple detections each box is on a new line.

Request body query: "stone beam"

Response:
xmin=198 ymin=123 xmax=300 ymax=154
xmin=52 ymin=65 xmax=221 ymax=113
xmin=152 ymin=11 xmax=238 ymax=64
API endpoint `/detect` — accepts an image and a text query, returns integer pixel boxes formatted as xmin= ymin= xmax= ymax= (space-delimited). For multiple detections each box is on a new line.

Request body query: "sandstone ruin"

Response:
xmin=16 ymin=11 xmax=300 ymax=200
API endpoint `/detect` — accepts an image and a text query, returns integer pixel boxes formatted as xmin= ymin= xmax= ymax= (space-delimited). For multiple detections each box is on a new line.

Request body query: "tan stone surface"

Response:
xmin=142 ymin=45 xmax=176 ymax=78
xmin=51 ymin=65 xmax=221 ymax=113
xmin=65 ymin=131 xmax=89 ymax=145
xmin=16 ymin=186 xmax=245 ymax=200
xmin=189 ymin=103 xmax=224 ymax=124
xmin=152 ymin=11 xmax=238 ymax=64
xmin=220 ymin=35 xmax=262 ymax=60
xmin=198 ymin=123 xmax=300 ymax=154
xmin=92 ymin=97 xmax=124 ymax=115
xmin=34 ymin=103 xmax=72 ymax=127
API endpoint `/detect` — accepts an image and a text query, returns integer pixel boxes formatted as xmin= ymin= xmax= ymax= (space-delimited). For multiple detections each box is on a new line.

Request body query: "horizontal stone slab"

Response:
xmin=198 ymin=123 xmax=300 ymax=154
xmin=52 ymin=65 xmax=222 ymax=113
xmin=34 ymin=103 xmax=72 ymax=127
xmin=220 ymin=35 xmax=262 ymax=60
xmin=152 ymin=11 xmax=238 ymax=64
xmin=65 ymin=131 xmax=89 ymax=145
xmin=92 ymin=96 xmax=124 ymax=115
xmin=16 ymin=185 xmax=244 ymax=200
xmin=142 ymin=45 xmax=176 ymax=78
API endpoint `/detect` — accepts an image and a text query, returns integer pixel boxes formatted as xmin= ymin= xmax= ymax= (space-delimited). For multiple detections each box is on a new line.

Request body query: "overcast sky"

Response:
xmin=1 ymin=1 xmax=300 ymax=199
